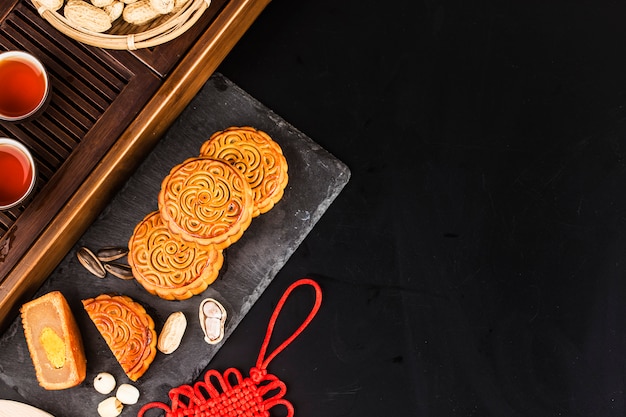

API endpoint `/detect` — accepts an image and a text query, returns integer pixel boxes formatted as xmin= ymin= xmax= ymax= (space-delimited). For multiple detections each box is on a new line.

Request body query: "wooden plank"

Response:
xmin=0 ymin=1 xmax=18 ymax=22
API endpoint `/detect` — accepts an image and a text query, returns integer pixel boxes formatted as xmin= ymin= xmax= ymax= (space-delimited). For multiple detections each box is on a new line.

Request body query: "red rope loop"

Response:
xmin=255 ymin=278 xmax=322 ymax=371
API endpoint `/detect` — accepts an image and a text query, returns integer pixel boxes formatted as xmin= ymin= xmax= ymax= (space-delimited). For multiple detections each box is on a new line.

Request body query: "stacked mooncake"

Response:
xmin=128 ymin=126 xmax=289 ymax=300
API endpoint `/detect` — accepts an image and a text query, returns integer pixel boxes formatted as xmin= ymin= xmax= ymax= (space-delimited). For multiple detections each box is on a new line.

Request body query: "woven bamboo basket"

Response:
xmin=30 ymin=0 xmax=211 ymax=50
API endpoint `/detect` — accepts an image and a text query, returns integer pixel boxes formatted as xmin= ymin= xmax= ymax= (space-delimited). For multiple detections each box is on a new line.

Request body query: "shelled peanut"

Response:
xmin=41 ymin=0 xmax=192 ymax=33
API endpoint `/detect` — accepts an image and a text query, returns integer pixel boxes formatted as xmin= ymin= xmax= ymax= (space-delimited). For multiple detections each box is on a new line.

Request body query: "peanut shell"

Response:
xmin=123 ymin=0 xmax=161 ymax=25
xmin=64 ymin=0 xmax=113 ymax=33
xmin=91 ymin=0 xmax=114 ymax=7
xmin=104 ymin=1 xmax=125 ymax=22
xmin=199 ymin=298 xmax=226 ymax=345
xmin=172 ymin=0 xmax=191 ymax=12
xmin=150 ymin=0 xmax=174 ymax=14
xmin=38 ymin=0 xmax=64 ymax=11
xmin=157 ymin=311 xmax=187 ymax=354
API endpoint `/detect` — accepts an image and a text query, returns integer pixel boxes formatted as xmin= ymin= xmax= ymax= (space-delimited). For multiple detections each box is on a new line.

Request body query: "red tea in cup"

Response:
xmin=0 ymin=51 xmax=49 ymax=122
xmin=0 ymin=138 xmax=36 ymax=210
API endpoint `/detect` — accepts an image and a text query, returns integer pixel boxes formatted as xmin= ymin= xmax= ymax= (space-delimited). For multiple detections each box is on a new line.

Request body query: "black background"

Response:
xmin=212 ymin=1 xmax=626 ymax=416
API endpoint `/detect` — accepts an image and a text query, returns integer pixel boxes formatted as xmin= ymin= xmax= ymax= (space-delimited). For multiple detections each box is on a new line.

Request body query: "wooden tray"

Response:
xmin=0 ymin=0 xmax=271 ymax=333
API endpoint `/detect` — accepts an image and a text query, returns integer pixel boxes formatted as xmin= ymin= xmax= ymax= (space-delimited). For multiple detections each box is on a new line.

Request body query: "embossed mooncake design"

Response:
xmin=128 ymin=211 xmax=225 ymax=300
xmin=199 ymin=126 xmax=289 ymax=217
xmin=82 ymin=294 xmax=157 ymax=382
xmin=158 ymin=157 xmax=254 ymax=249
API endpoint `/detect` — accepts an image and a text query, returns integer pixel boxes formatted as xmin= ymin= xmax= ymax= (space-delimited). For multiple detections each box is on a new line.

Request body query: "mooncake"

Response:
xmin=158 ymin=157 xmax=254 ymax=249
xmin=20 ymin=291 xmax=87 ymax=390
xmin=128 ymin=210 xmax=224 ymax=300
xmin=82 ymin=294 xmax=157 ymax=382
xmin=199 ymin=126 xmax=288 ymax=217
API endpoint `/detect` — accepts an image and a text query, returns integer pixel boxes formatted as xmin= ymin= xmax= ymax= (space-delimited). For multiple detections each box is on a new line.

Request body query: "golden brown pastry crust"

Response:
xmin=158 ymin=157 xmax=254 ymax=249
xmin=128 ymin=210 xmax=224 ymax=300
xmin=20 ymin=291 xmax=87 ymax=390
xmin=82 ymin=294 xmax=157 ymax=382
xmin=199 ymin=126 xmax=288 ymax=217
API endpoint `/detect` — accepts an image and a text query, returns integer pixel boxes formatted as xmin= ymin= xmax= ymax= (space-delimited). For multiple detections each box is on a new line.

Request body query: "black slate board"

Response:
xmin=0 ymin=73 xmax=350 ymax=417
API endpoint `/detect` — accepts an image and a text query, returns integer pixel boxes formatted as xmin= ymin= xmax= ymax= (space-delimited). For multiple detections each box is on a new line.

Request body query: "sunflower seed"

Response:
xmin=77 ymin=247 xmax=106 ymax=278
xmin=96 ymin=247 xmax=128 ymax=262
xmin=104 ymin=263 xmax=134 ymax=280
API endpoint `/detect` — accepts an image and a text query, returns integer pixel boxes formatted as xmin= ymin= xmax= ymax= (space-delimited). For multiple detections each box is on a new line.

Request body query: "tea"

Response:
xmin=0 ymin=55 xmax=47 ymax=119
xmin=0 ymin=144 xmax=34 ymax=207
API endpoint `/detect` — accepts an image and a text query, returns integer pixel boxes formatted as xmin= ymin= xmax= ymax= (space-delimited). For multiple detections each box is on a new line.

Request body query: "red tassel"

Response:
xmin=138 ymin=278 xmax=322 ymax=417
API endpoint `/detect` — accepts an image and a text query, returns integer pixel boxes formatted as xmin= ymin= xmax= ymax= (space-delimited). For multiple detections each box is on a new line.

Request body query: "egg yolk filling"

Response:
xmin=40 ymin=327 xmax=66 ymax=369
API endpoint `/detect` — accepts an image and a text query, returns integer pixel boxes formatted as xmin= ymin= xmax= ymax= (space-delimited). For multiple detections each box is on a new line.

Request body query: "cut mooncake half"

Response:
xmin=128 ymin=210 xmax=224 ymax=300
xmin=82 ymin=294 xmax=157 ymax=381
xmin=20 ymin=291 xmax=87 ymax=390
xmin=158 ymin=157 xmax=254 ymax=249
xmin=199 ymin=126 xmax=289 ymax=217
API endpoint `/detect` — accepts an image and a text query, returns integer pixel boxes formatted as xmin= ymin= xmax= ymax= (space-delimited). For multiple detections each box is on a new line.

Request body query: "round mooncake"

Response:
xmin=200 ymin=126 xmax=288 ymax=217
xmin=158 ymin=157 xmax=254 ymax=249
xmin=82 ymin=294 xmax=157 ymax=382
xmin=128 ymin=211 xmax=224 ymax=300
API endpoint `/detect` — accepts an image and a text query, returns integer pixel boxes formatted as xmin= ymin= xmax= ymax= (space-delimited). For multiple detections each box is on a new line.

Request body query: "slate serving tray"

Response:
xmin=0 ymin=73 xmax=350 ymax=417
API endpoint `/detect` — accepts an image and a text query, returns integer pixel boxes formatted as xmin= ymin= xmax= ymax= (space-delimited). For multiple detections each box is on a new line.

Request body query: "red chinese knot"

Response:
xmin=138 ymin=278 xmax=322 ymax=417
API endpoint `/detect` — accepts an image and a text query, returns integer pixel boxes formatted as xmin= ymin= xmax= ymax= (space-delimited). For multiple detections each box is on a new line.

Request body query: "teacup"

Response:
xmin=0 ymin=51 xmax=50 ymax=122
xmin=0 ymin=138 xmax=37 ymax=210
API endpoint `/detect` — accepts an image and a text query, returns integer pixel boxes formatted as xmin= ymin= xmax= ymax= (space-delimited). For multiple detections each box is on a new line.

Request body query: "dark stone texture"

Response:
xmin=0 ymin=73 xmax=349 ymax=417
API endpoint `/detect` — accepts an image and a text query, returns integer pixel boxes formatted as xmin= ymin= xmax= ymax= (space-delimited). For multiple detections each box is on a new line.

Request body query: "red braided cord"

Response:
xmin=256 ymin=278 xmax=322 ymax=370
xmin=138 ymin=278 xmax=321 ymax=417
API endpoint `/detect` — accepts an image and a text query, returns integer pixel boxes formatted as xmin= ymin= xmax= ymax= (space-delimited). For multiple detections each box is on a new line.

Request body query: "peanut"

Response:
xmin=103 ymin=0 xmax=124 ymax=21
xmin=157 ymin=311 xmax=187 ymax=354
xmin=91 ymin=0 xmax=113 ymax=7
xmin=38 ymin=0 xmax=64 ymax=11
xmin=122 ymin=0 xmax=161 ymax=25
xmin=64 ymin=0 xmax=112 ymax=33
xmin=150 ymin=0 xmax=174 ymax=14
xmin=199 ymin=298 xmax=226 ymax=345
xmin=172 ymin=0 xmax=191 ymax=13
